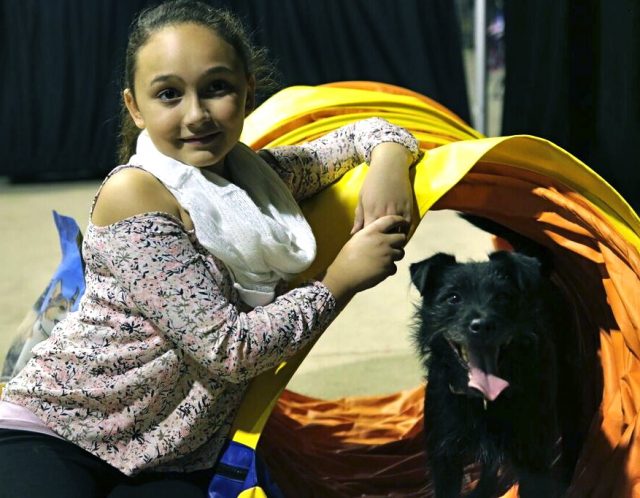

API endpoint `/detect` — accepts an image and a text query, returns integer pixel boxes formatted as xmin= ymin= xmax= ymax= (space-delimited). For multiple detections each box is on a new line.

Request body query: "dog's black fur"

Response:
xmin=410 ymin=220 xmax=578 ymax=498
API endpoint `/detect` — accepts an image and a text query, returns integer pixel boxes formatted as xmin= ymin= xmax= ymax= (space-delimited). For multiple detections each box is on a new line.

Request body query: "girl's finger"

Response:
xmin=364 ymin=214 xmax=406 ymax=234
xmin=388 ymin=233 xmax=407 ymax=248
xmin=391 ymin=247 xmax=405 ymax=261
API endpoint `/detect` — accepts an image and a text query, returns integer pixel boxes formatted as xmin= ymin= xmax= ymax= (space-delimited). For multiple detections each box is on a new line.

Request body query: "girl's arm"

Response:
xmin=92 ymin=168 xmax=336 ymax=384
xmin=351 ymin=141 xmax=415 ymax=234
xmin=101 ymin=216 xmax=338 ymax=385
xmin=100 ymin=213 xmax=404 ymax=385
xmin=260 ymin=117 xmax=419 ymax=200
xmin=260 ymin=117 xmax=420 ymax=232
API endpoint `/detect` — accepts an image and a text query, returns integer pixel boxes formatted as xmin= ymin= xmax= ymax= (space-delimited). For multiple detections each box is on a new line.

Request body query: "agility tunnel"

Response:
xmin=228 ymin=81 xmax=640 ymax=497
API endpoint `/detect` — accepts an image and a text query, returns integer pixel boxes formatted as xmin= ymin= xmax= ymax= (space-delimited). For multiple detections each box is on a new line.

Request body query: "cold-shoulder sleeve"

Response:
xmin=99 ymin=215 xmax=337 ymax=384
xmin=260 ymin=117 xmax=420 ymax=201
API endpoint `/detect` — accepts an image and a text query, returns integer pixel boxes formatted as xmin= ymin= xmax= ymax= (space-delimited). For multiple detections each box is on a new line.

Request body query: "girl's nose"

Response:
xmin=184 ymin=95 xmax=210 ymax=126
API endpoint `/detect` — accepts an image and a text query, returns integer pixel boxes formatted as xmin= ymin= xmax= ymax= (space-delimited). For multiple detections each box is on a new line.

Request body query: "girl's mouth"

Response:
xmin=180 ymin=132 xmax=220 ymax=146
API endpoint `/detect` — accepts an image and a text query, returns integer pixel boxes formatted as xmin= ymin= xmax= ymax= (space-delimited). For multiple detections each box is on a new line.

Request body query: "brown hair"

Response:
xmin=117 ymin=0 xmax=277 ymax=164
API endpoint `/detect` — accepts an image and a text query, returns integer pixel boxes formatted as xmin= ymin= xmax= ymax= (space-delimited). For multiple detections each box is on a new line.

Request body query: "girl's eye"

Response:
xmin=157 ymin=88 xmax=180 ymax=101
xmin=445 ymin=293 xmax=462 ymax=305
xmin=205 ymin=80 xmax=233 ymax=96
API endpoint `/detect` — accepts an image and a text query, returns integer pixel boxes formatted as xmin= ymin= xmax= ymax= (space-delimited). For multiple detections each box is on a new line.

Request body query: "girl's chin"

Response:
xmin=189 ymin=156 xmax=226 ymax=175
xmin=182 ymin=152 xmax=223 ymax=169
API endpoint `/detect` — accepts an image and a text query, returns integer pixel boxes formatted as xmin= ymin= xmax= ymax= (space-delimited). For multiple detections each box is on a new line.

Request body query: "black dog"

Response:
xmin=410 ymin=244 xmax=575 ymax=498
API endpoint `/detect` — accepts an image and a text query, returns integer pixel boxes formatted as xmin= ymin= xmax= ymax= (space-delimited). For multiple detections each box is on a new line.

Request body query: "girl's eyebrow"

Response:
xmin=150 ymin=66 xmax=235 ymax=86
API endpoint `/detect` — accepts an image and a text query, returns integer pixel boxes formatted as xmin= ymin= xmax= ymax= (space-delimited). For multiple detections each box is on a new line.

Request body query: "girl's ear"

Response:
xmin=124 ymin=89 xmax=145 ymax=129
xmin=244 ymin=75 xmax=256 ymax=116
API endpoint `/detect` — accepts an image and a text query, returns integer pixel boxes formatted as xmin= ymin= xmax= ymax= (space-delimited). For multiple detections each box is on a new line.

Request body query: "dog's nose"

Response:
xmin=469 ymin=318 xmax=488 ymax=334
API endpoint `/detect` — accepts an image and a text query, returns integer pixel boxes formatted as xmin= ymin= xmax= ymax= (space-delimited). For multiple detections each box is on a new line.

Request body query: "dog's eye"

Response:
xmin=445 ymin=292 xmax=462 ymax=305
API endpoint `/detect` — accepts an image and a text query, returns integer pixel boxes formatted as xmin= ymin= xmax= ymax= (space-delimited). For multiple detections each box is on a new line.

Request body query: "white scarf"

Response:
xmin=129 ymin=130 xmax=317 ymax=307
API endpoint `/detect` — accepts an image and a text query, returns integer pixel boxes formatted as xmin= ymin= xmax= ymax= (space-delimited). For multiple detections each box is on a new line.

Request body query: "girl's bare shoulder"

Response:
xmin=91 ymin=167 xmax=181 ymax=227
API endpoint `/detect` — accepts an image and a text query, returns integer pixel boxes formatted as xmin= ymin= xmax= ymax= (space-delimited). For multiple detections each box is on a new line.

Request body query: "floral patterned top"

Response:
xmin=1 ymin=118 xmax=419 ymax=475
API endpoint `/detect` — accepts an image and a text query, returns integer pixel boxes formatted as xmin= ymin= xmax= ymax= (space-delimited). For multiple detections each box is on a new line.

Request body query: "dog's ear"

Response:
xmin=489 ymin=251 xmax=542 ymax=290
xmin=410 ymin=253 xmax=457 ymax=296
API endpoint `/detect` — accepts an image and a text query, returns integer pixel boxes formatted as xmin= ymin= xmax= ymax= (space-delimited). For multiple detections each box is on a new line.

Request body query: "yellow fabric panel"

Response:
xmin=241 ymin=85 xmax=481 ymax=147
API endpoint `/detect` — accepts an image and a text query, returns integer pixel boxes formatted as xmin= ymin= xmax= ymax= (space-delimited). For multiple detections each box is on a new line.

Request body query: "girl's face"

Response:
xmin=124 ymin=23 xmax=254 ymax=174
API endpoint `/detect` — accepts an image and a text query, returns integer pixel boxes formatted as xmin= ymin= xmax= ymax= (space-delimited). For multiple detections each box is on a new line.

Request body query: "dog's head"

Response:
xmin=410 ymin=251 xmax=546 ymax=402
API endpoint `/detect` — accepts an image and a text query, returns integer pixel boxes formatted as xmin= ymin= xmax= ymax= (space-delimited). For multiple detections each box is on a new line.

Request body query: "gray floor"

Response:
xmin=0 ymin=179 xmax=493 ymax=398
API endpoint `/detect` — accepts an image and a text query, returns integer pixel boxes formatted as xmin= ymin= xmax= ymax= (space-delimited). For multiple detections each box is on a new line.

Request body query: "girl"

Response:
xmin=0 ymin=1 xmax=420 ymax=496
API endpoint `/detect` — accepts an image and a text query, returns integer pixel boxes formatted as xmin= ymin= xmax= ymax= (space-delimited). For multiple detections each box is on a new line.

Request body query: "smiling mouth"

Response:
xmin=180 ymin=132 xmax=220 ymax=145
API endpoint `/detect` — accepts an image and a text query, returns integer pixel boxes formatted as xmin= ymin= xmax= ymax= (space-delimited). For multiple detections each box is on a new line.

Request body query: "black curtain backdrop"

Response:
xmin=0 ymin=0 xmax=469 ymax=183
xmin=503 ymin=0 xmax=640 ymax=210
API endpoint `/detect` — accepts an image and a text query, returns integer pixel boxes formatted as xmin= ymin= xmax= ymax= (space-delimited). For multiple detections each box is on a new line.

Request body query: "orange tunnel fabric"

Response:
xmin=235 ymin=82 xmax=640 ymax=497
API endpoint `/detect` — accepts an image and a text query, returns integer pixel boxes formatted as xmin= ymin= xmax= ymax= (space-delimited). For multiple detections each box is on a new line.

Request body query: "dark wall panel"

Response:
xmin=503 ymin=0 xmax=640 ymax=210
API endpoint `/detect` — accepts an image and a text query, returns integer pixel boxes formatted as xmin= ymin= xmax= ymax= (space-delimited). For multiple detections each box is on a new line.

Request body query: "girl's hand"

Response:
xmin=351 ymin=142 xmax=415 ymax=235
xmin=323 ymin=214 xmax=408 ymax=305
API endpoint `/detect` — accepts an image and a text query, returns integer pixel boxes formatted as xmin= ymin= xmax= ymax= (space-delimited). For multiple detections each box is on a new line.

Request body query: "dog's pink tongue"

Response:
xmin=468 ymin=367 xmax=510 ymax=401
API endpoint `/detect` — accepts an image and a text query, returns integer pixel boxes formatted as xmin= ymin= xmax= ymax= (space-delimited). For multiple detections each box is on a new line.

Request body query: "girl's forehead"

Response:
xmin=136 ymin=23 xmax=242 ymax=79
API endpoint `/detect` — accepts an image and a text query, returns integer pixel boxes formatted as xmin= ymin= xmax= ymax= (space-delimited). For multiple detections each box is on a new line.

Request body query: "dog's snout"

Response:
xmin=469 ymin=317 xmax=489 ymax=334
